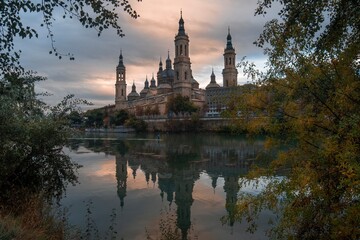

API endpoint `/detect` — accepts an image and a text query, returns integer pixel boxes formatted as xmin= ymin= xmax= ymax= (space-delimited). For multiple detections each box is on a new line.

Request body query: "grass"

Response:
xmin=0 ymin=194 xmax=66 ymax=240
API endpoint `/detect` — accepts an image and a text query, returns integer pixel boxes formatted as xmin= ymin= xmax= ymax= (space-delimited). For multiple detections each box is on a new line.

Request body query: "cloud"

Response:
xmin=15 ymin=0 xmax=277 ymax=108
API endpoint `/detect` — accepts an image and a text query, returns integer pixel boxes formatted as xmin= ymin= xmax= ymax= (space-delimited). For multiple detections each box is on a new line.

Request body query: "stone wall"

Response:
xmin=144 ymin=118 xmax=232 ymax=132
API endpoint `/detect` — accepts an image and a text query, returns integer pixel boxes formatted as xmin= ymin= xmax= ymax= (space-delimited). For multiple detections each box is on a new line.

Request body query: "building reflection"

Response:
xmin=77 ymin=133 xmax=264 ymax=239
xmin=115 ymin=155 xmax=127 ymax=209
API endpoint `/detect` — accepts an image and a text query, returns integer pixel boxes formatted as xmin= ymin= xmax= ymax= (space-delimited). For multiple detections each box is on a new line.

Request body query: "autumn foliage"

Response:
xmin=228 ymin=1 xmax=360 ymax=239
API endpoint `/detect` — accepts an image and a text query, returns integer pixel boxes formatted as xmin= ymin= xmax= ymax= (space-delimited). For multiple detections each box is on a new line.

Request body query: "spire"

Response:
xmin=118 ymin=49 xmax=125 ymax=68
xmin=132 ymin=81 xmax=136 ymax=92
xmin=211 ymin=68 xmax=216 ymax=82
xmin=166 ymin=50 xmax=172 ymax=69
xmin=226 ymin=27 xmax=233 ymax=50
xmin=178 ymin=10 xmax=185 ymax=35
xmin=145 ymin=75 xmax=149 ymax=89
xmin=206 ymin=68 xmax=220 ymax=89
xmin=158 ymin=57 xmax=163 ymax=72
xmin=150 ymin=73 xmax=156 ymax=88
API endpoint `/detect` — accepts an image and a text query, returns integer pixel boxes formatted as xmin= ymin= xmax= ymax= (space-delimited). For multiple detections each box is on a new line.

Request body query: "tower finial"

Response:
xmin=118 ymin=48 xmax=124 ymax=67
xmin=167 ymin=50 xmax=170 ymax=59
xmin=226 ymin=26 xmax=233 ymax=50
xmin=178 ymin=9 xmax=185 ymax=35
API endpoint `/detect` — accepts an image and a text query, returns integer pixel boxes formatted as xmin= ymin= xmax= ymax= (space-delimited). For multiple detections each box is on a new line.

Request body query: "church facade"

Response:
xmin=114 ymin=13 xmax=238 ymax=117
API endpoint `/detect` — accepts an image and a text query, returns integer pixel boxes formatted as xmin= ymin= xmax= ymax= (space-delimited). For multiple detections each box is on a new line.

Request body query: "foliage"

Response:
xmin=229 ymin=1 xmax=360 ymax=239
xmin=0 ymin=194 xmax=68 ymax=240
xmin=1 ymin=0 xmax=141 ymax=74
xmin=67 ymin=110 xmax=83 ymax=126
xmin=166 ymin=94 xmax=198 ymax=116
xmin=111 ymin=109 xmax=129 ymax=126
xmin=125 ymin=116 xmax=147 ymax=132
xmin=84 ymin=108 xmax=105 ymax=128
xmin=0 ymin=72 xmax=83 ymax=207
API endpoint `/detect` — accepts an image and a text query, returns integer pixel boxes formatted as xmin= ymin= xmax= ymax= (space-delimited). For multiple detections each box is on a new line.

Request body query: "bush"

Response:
xmin=0 ymin=72 xmax=82 ymax=207
xmin=125 ymin=116 xmax=147 ymax=132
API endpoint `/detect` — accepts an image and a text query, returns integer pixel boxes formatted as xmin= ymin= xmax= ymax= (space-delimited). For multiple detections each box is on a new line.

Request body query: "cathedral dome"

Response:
xmin=128 ymin=91 xmax=139 ymax=97
xmin=146 ymin=88 xmax=157 ymax=97
xmin=157 ymin=83 xmax=172 ymax=94
xmin=140 ymin=76 xmax=150 ymax=98
xmin=191 ymin=77 xmax=199 ymax=89
xmin=161 ymin=69 xmax=175 ymax=78
xmin=205 ymin=82 xmax=220 ymax=89
xmin=140 ymin=88 xmax=149 ymax=98
xmin=128 ymin=82 xmax=140 ymax=101
xmin=206 ymin=69 xmax=220 ymax=89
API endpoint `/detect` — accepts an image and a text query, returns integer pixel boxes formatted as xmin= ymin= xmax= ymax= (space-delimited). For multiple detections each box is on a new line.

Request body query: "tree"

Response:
xmin=1 ymin=0 xmax=141 ymax=74
xmin=125 ymin=116 xmax=147 ymax=132
xmin=166 ymin=95 xmax=198 ymax=116
xmin=229 ymin=1 xmax=360 ymax=239
xmin=84 ymin=108 xmax=104 ymax=127
xmin=111 ymin=109 xmax=129 ymax=126
xmin=67 ymin=110 xmax=83 ymax=126
xmin=0 ymin=72 xmax=85 ymax=206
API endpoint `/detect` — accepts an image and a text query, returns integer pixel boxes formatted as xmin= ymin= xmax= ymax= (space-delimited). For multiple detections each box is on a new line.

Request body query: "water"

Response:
xmin=61 ymin=133 xmax=272 ymax=240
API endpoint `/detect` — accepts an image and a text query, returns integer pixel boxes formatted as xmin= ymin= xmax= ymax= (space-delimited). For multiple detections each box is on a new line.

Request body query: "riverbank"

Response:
xmin=144 ymin=117 xmax=237 ymax=132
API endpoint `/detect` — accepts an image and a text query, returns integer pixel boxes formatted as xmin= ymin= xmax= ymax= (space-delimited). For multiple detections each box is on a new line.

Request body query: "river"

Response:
xmin=61 ymin=132 xmax=273 ymax=240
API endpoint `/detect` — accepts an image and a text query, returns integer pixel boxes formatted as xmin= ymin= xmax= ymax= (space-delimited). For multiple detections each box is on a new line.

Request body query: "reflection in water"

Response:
xmin=66 ymin=133 xmax=266 ymax=239
xmin=116 ymin=156 xmax=127 ymax=208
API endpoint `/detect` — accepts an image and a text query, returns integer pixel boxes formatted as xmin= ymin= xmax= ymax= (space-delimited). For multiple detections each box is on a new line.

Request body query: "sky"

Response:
xmin=16 ymin=0 xmax=278 ymax=109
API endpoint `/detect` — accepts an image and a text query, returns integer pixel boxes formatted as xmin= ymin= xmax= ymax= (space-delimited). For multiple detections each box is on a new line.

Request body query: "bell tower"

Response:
xmin=222 ymin=27 xmax=238 ymax=87
xmin=173 ymin=10 xmax=192 ymax=98
xmin=115 ymin=50 xmax=127 ymax=105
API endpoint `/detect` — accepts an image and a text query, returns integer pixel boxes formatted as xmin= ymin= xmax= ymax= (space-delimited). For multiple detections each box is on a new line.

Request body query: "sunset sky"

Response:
xmin=17 ymin=0 xmax=278 ymax=108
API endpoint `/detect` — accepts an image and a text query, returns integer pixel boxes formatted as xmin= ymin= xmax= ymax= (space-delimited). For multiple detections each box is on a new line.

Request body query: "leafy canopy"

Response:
xmin=0 ymin=72 xmax=89 ymax=206
xmin=1 ymin=0 xmax=141 ymax=74
xmin=166 ymin=94 xmax=198 ymax=116
xmin=229 ymin=1 xmax=360 ymax=239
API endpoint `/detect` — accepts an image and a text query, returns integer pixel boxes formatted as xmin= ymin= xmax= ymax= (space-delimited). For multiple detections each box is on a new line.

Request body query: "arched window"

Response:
xmin=176 ymin=71 xmax=179 ymax=80
xmin=180 ymin=45 xmax=183 ymax=55
xmin=229 ymin=57 xmax=231 ymax=65
xmin=185 ymin=45 xmax=187 ymax=56
xmin=121 ymin=89 xmax=124 ymax=96
xmin=176 ymin=45 xmax=178 ymax=56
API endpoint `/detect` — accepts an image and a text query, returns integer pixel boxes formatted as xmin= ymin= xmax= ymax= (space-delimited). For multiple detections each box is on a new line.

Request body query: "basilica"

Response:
xmin=114 ymin=12 xmax=238 ymax=117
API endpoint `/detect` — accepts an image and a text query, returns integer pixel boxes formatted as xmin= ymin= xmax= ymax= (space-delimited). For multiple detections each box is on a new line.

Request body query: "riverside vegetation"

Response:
xmin=1 ymin=0 xmax=142 ymax=239
xmin=224 ymin=1 xmax=360 ymax=239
